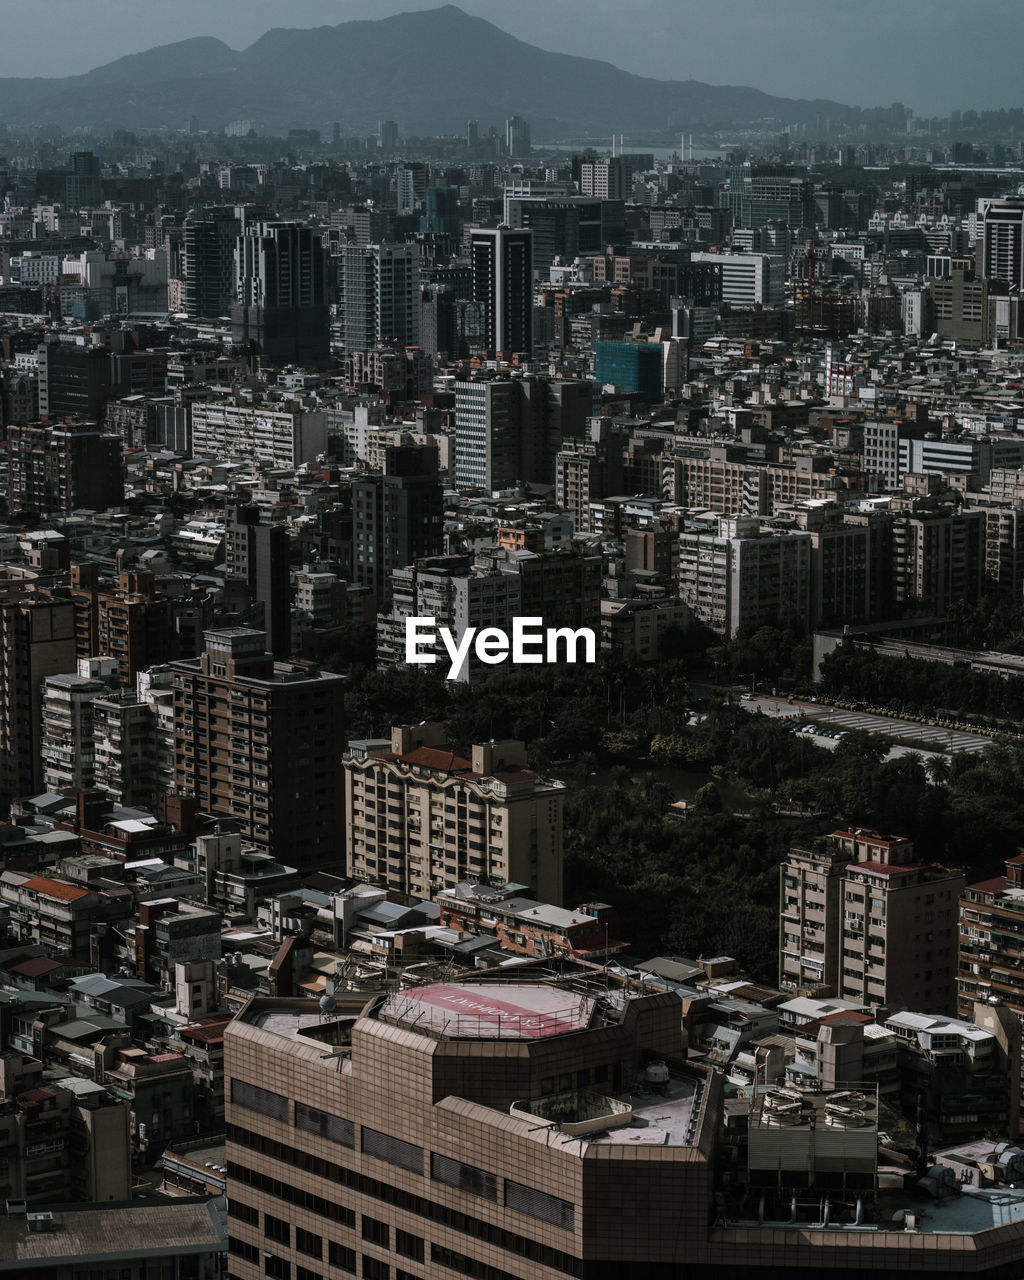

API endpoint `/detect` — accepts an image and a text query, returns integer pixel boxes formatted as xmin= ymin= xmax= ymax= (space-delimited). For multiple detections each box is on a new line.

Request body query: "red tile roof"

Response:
xmin=20 ymin=875 xmax=91 ymax=901
xmin=847 ymin=861 xmax=931 ymax=877
xmin=8 ymin=956 xmax=64 ymax=978
xmin=396 ymin=746 xmax=472 ymax=772
xmin=969 ymin=876 xmax=1009 ymax=894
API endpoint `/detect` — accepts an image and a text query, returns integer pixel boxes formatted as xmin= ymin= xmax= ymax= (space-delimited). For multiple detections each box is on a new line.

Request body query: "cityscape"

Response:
xmin=5 ymin=3 xmax=1024 ymax=1278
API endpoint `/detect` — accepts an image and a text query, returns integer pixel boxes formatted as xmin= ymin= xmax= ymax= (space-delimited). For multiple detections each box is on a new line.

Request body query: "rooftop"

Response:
xmin=378 ymin=981 xmax=595 ymax=1040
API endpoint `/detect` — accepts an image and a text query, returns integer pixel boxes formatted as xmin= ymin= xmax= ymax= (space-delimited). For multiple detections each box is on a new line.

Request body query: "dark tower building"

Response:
xmin=351 ymin=444 xmax=444 ymax=603
xmin=470 ymin=226 xmax=533 ymax=357
xmin=231 ymin=222 xmax=330 ymax=366
xmin=7 ymin=421 xmax=123 ymax=516
xmin=225 ymin=503 xmax=292 ymax=660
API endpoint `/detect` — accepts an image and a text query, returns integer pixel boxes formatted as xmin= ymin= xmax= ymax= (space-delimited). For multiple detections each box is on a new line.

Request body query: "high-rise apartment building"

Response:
xmin=0 ymin=591 xmax=78 ymax=805
xmin=190 ymin=402 xmax=327 ymax=468
xmin=678 ymin=517 xmax=811 ymax=637
xmin=232 ymin=221 xmax=330 ymax=365
xmin=65 ymin=150 xmax=102 ymax=208
xmin=340 ymin=242 xmax=421 ymax=354
xmin=225 ymin=503 xmax=292 ymax=660
xmin=343 ymin=722 xmax=565 ymax=902
xmin=170 ymin=628 xmax=345 ymax=873
xmin=470 ymin=227 xmax=533 ymax=356
xmin=351 ymin=444 xmax=444 ymax=603
xmin=454 ymin=376 xmax=587 ymax=491
xmin=7 ymin=421 xmax=123 ymax=516
xmin=580 ymin=157 xmax=633 ymax=200
xmin=980 ymin=198 xmax=1024 ymax=289
xmin=505 ymin=114 xmax=531 ymax=155
xmin=780 ymin=829 xmax=964 ymax=1013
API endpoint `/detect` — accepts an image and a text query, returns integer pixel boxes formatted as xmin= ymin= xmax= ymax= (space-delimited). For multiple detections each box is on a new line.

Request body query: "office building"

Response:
xmin=351 ymin=444 xmax=444 ymax=603
xmin=65 ymin=150 xmax=102 ymax=208
xmin=183 ymin=205 xmax=253 ymax=319
xmin=232 ymin=221 xmax=330 ymax=365
xmin=223 ymin=967 xmax=1021 ymax=1280
xmin=170 ymin=628 xmax=345 ymax=873
xmin=503 ymin=195 xmax=621 ymax=277
xmin=470 ymin=227 xmax=533 ymax=356
xmin=420 ymin=186 xmax=461 ymax=236
xmin=890 ymin=504 xmax=985 ymax=614
xmin=344 ymin=722 xmax=565 ymax=902
xmin=691 ymin=251 xmax=786 ymax=307
xmin=780 ymin=829 xmax=964 ymax=1012
xmin=580 ymin=157 xmax=633 ymax=200
xmin=594 ymin=341 xmax=664 ymax=400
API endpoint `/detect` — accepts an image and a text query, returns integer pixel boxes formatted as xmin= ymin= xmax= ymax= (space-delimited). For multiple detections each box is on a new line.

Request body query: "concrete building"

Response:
xmin=343 ymin=722 xmax=565 ymax=903
xmin=0 ymin=1055 xmax=130 ymax=1206
xmin=980 ymin=198 xmax=1024 ymax=289
xmin=7 ymin=421 xmax=123 ymax=516
xmin=170 ymin=628 xmax=345 ymax=873
xmin=189 ymin=401 xmax=327 ymax=468
xmin=678 ymin=516 xmax=812 ymax=637
xmin=691 ymin=251 xmax=786 ymax=307
xmin=0 ymin=592 xmax=78 ymax=804
xmin=231 ymin=221 xmax=330 ymax=366
xmin=39 ymin=658 xmax=119 ymax=795
xmin=780 ymin=829 xmax=965 ymax=1014
xmin=340 ymin=242 xmax=421 ymax=354
xmin=351 ymin=443 xmax=444 ymax=603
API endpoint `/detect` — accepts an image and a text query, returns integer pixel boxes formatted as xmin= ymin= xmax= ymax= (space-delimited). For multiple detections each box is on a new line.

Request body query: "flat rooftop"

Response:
xmin=592 ymin=1073 xmax=702 ymax=1146
xmin=379 ymin=982 xmax=595 ymax=1040
xmin=0 ymin=1199 xmax=225 ymax=1270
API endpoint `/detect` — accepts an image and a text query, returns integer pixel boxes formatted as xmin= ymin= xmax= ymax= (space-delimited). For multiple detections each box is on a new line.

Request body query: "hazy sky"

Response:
xmin=0 ymin=1 xmax=1017 ymax=118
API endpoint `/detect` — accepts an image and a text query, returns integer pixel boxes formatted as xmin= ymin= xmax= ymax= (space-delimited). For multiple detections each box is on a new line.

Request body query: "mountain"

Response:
xmin=0 ymin=5 xmax=857 ymax=136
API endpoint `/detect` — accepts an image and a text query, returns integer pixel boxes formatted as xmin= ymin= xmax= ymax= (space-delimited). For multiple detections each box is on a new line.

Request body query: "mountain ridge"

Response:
xmin=0 ymin=5 xmax=859 ymax=136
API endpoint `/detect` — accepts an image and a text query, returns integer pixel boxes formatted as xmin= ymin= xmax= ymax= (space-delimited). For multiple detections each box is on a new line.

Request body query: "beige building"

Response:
xmin=780 ymin=829 xmax=964 ymax=1014
xmin=343 ymin=724 xmax=565 ymax=904
xmin=224 ymin=973 xmax=1024 ymax=1280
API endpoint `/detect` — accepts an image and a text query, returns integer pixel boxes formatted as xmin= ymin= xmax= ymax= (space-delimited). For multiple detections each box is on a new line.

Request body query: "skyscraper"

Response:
xmin=505 ymin=114 xmax=531 ymax=155
xmin=340 ymin=243 xmax=421 ymax=354
xmin=225 ymin=503 xmax=292 ymax=660
xmin=980 ymin=198 xmax=1024 ymax=289
xmin=351 ymin=444 xmax=444 ymax=603
xmin=231 ymin=221 xmax=330 ymax=366
xmin=470 ymin=226 xmax=533 ymax=357
xmin=170 ymin=628 xmax=345 ymax=873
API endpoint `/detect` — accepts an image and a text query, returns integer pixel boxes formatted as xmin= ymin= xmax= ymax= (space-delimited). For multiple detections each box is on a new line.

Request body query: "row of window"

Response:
xmin=227 ymin=1135 xmax=580 ymax=1277
xmin=231 ymin=1086 xmax=573 ymax=1229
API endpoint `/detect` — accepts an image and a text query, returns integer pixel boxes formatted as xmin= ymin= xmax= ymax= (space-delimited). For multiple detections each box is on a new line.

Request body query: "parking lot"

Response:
xmin=741 ymin=694 xmax=990 ymax=756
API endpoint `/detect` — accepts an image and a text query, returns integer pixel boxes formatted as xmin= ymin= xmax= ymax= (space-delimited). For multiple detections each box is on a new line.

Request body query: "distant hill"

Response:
xmin=0 ymin=5 xmax=858 ymax=137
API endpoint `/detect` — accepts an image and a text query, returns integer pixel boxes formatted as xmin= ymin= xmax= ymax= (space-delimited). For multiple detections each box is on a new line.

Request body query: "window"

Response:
xmin=231 ymin=1078 xmax=288 ymax=1122
xmin=329 ymin=1243 xmax=357 ymax=1273
xmin=295 ymin=1102 xmax=355 ymax=1148
xmin=265 ymin=1214 xmax=291 ymax=1246
xmin=363 ymin=1260 xmax=390 ymax=1280
xmin=362 ymin=1216 xmax=390 ymax=1248
xmin=430 ymin=1154 xmax=497 ymax=1202
xmin=297 ymin=1270 xmax=323 ymax=1280
xmin=265 ymin=1258 xmax=291 ymax=1280
xmin=229 ymin=1237 xmax=259 ymax=1264
xmin=296 ymin=1227 xmax=323 ymax=1259
xmin=396 ymin=1229 xmax=424 ymax=1262
xmin=228 ymin=1197 xmax=259 ymax=1226
xmin=504 ymin=1181 xmax=575 ymax=1232
xmin=362 ymin=1127 xmax=423 ymax=1175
